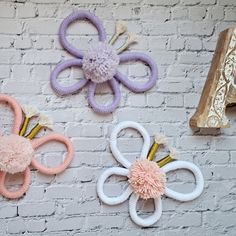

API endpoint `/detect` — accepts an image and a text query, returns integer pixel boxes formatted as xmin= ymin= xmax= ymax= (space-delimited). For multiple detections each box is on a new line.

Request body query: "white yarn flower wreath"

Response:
xmin=97 ymin=121 xmax=204 ymax=227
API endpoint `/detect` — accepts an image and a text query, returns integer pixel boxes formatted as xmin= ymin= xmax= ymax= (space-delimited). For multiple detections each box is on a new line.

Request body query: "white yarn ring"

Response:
xmin=97 ymin=121 xmax=205 ymax=227
xmin=110 ymin=121 xmax=150 ymax=169
xmin=129 ymin=193 xmax=162 ymax=227
xmin=162 ymin=161 xmax=204 ymax=201
xmin=97 ymin=167 xmax=133 ymax=205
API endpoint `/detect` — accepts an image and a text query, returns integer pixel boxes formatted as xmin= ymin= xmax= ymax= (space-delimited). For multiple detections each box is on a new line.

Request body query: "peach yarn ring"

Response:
xmin=0 ymin=94 xmax=74 ymax=199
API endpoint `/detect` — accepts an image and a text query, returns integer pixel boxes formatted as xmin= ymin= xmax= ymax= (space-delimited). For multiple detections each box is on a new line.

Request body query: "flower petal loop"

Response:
xmin=0 ymin=168 xmax=31 ymax=199
xmin=0 ymin=94 xmax=23 ymax=134
xmin=31 ymin=133 xmax=74 ymax=175
xmin=162 ymin=160 xmax=204 ymax=202
xmin=129 ymin=193 xmax=163 ymax=227
xmin=116 ymin=52 xmax=158 ymax=92
xmin=110 ymin=121 xmax=151 ymax=169
xmin=87 ymin=79 xmax=121 ymax=113
xmin=50 ymin=59 xmax=88 ymax=96
xmin=59 ymin=10 xmax=107 ymax=58
xmin=97 ymin=167 xmax=133 ymax=205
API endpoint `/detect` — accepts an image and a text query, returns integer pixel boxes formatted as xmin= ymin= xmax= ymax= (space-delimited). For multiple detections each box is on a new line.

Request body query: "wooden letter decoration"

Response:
xmin=190 ymin=28 xmax=236 ymax=128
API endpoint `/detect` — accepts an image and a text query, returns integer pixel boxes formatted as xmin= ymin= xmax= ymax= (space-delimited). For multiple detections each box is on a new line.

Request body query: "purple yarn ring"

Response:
xmin=50 ymin=10 xmax=158 ymax=114
xmin=59 ymin=10 xmax=107 ymax=59
xmin=50 ymin=59 xmax=88 ymax=95
xmin=88 ymin=79 xmax=121 ymax=113
xmin=115 ymin=52 xmax=158 ymax=92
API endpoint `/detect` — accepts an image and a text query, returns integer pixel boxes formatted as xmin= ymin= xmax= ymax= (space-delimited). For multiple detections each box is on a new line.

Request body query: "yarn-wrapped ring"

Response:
xmin=50 ymin=10 xmax=158 ymax=114
xmin=0 ymin=94 xmax=74 ymax=199
xmin=97 ymin=121 xmax=204 ymax=227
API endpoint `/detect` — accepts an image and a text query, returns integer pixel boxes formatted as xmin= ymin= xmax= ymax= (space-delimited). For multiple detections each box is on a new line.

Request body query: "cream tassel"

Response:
xmin=147 ymin=133 xmax=167 ymax=161
xmin=116 ymin=32 xmax=138 ymax=54
xmin=26 ymin=114 xmax=53 ymax=139
xmin=19 ymin=105 xmax=39 ymax=136
xmin=157 ymin=147 xmax=179 ymax=167
xmin=109 ymin=21 xmax=127 ymax=45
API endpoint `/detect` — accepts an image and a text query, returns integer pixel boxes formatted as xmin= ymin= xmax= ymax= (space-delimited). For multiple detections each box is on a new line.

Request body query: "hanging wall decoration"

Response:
xmin=190 ymin=27 xmax=236 ymax=128
xmin=0 ymin=94 xmax=74 ymax=199
xmin=50 ymin=10 xmax=157 ymax=114
xmin=97 ymin=121 xmax=204 ymax=227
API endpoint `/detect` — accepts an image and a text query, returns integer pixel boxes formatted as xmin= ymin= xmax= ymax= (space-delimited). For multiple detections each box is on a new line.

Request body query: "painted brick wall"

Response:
xmin=0 ymin=0 xmax=236 ymax=235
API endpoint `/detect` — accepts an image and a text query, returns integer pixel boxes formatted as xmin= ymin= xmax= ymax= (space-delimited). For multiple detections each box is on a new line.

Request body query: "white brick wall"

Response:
xmin=0 ymin=0 xmax=235 ymax=235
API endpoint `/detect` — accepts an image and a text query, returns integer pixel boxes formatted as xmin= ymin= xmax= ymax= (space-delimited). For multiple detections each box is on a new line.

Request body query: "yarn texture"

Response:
xmin=0 ymin=94 xmax=74 ymax=199
xmin=128 ymin=159 xmax=166 ymax=200
xmin=0 ymin=134 xmax=34 ymax=174
xmin=82 ymin=42 xmax=119 ymax=83
xmin=50 ymin=11 xmax=158 ymax=113
xmin=97 ymin=121 xmax=205 ymax=227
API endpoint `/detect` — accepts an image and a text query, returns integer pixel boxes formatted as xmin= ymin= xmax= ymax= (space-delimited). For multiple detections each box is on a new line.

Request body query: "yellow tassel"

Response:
xmin=157 ymin=155 xmax=173 ymax=167
xmin=157 ymin=147 xmax=179 ymax=167
xmin=19 ymin=117 xmax=30 ymax=136
xmin=19 ymin=105 xmax=39 ymax=136
xmin=147 ymin=142 xmax=159 ymax=161
xmin=26 ymin=124 xmax=42 ymax=139
xmin=147 ymin=133 xmax=167 ymax=161
xmin=109 ymin=21 xmax=127 ymax=45
xmin=25 ymin=114 xmax=53 ymax=139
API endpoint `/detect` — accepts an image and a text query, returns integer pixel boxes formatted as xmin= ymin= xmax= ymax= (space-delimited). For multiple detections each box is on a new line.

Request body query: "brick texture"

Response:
xmin=0 ymin=0 xmax=235 ymax=235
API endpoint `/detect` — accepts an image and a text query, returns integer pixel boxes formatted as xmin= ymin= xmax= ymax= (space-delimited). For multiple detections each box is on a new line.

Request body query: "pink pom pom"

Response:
xmin=0 ymin=134 xmax=34 ymax=174
xmin=128 ymin=159 xmax=166 ymax=200
xmin=82 ymin=42 xmax=119 ymax=83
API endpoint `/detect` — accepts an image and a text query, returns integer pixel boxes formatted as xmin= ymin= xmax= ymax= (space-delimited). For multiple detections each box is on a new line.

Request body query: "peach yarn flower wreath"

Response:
xmin=0 ymin=94 xmax=74 ymax=199
xmin=97 ymin=121 xmax=204 ymax=227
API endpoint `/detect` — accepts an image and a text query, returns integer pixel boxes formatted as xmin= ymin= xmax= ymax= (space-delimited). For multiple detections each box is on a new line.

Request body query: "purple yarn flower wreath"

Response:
xmin=50 ymin=10 xmax=158 ymax=114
